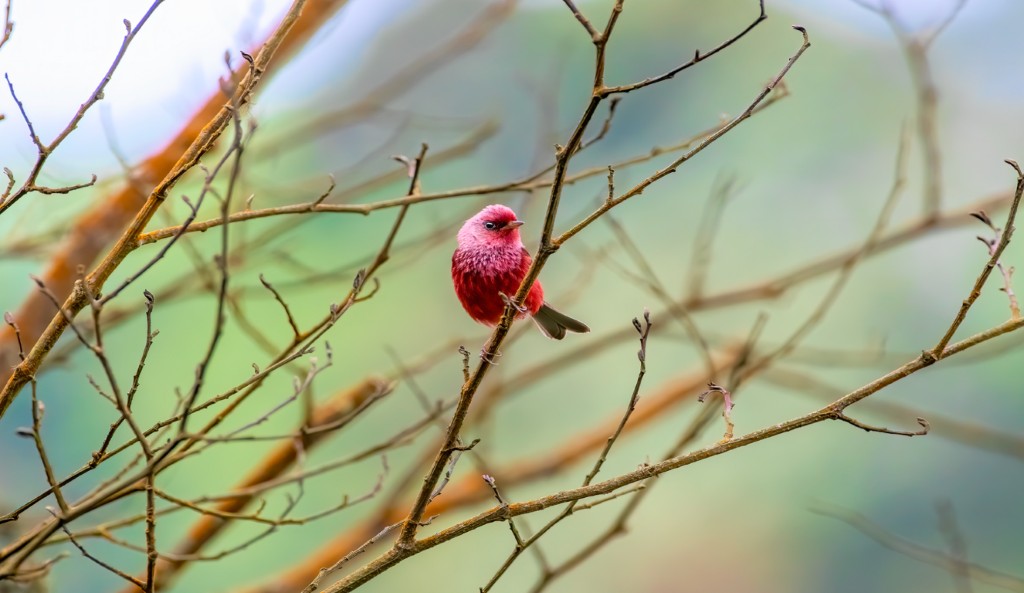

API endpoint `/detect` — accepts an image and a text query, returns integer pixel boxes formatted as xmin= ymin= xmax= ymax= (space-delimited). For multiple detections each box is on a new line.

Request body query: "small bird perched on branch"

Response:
xmin=452 ymin=204 xmax=590 ymax=339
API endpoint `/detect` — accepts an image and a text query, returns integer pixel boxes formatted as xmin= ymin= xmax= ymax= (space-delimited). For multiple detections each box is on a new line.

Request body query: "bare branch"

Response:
xmin=834 ymin=413 xmax=929 ymax=437
xmin=933 ymin=161 xmax=1024 ymax=356
xmin=0 ymin=1 xmax=164 ymax=215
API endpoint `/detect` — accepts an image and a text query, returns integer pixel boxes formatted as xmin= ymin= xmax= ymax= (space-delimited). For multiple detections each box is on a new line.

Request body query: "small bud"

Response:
xmin=970 ymin=210 xmax=993 ymax=228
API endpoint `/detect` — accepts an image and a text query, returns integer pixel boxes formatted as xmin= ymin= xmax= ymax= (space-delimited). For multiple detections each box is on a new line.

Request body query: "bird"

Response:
xmin=452 ymin=204 xmax=590 ymax=339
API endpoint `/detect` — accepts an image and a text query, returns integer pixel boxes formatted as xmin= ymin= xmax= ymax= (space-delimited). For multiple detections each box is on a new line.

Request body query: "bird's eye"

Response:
xmin=483 ymin=221 xmax=498 ymax=230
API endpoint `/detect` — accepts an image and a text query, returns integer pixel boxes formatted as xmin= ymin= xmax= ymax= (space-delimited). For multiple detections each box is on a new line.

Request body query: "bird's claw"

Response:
xmin=499 ymin=292 xmax=528 ymax=314
xmin=480 ymin=348 xmax=502 ymax=365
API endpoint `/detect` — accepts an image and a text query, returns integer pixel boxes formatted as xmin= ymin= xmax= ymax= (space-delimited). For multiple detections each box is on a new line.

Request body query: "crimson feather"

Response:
xmin=452 ymin=205 xmax=589 ymax=339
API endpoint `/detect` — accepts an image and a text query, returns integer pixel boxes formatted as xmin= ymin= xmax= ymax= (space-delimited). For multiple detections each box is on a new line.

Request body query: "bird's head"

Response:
xmin=457 ymin=204 xmax=525 ymax=249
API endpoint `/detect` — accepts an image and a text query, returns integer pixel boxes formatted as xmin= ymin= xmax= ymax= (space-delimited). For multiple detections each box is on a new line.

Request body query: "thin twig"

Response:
xmin=0 ymin=1 xmax=164 ymax=215
xmin=932 ymin=161 xmax=1024 ymax=357
xmin=480 ymin=311 xmax=651 ymax=593
xmin=321 ymin=312 xmax=1024 ymax=593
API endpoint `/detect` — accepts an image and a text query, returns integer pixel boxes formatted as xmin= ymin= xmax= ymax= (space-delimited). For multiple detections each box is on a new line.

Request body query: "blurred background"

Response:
xmin=1 ymin=0 xmax=1022 ymax=591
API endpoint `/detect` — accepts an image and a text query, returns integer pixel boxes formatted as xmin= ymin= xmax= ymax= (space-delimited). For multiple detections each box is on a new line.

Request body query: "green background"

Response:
xmin=1 ymin=0 xmax=1022 ymax=592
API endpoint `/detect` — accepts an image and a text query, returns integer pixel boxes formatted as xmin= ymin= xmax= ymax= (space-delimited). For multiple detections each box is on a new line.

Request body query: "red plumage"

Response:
xmin=452 ymin=205 xmax=589 ymax=339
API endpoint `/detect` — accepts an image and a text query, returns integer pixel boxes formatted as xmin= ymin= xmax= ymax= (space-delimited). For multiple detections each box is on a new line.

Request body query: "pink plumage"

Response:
xmin=452 ymin=205 xmax=589 ymax=340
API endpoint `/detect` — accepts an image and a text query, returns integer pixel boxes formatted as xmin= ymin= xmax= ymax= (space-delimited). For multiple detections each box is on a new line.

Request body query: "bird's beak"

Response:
xmin=506 ymin=220 xmax=525 ymax=229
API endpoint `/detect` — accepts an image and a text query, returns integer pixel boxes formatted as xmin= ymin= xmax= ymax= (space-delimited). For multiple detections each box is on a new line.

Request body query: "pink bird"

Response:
xmin=452 ymin=205 xmax=590 ymax=339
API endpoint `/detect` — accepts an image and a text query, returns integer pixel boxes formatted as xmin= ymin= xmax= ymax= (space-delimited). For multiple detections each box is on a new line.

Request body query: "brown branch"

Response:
xmin=13 ymin=163 xmax=1006 ymax=539
xmin=392 ymin=2 xmax=787 ymax=549
xmin=834 ymin=413 xmax=929 ymax=437
xmin=114 ymin=377 xmax=389 ymax=592
xmin=252 ymin=343 xmax=738 ymax=593
xmin=0 ymin=0 xmax=159 ymax=215
xmin=932 ymin=161 xmax=1023 ymax=357
xmin=391 ymin=0 xmax=633 ymax=546
xmin=258 ymin=274 xmax=301 ymax=338
xmin=555 ymin=26 xmax=811 ymax=245
xmin=970 ymin=210 xmax=1021 ymax=319
xmin=99 ymin=145 xmax=426 ymax=589
xmin=26 ymin=381 xmax=69 ymax=513
xmin=132 ymin=93 xmax=788 ymax=249
xmin=168 ymin=72 xmax=249 ymax=443
xmin=0 ymin=0 xmax=354 ymax=415
xmin=299 ymin=522 xmax=404 ymax=593
xmin=762 ymin=366 xmax=1024 ymax=461
xmin=0 ymin=2 xmax=324 ymax=578
xmin=0 ymin=0 xmax=12 ymax=53
xmin=481 ymin=311 xmax=652 ymax=592
xmin=561 ymin=0 xmax=599 ymax=40
xmin=528 ymin=321 xmax=758 ymax=592
xmin=481 ymin=475 xmax=525 ymax=548
xmin=320 ymin=314 xmax=1024 ymax=593
xmin=51 ymin=511 xmax=144 ymax=589
xmin=143 ymin=475 xmax=156 ymax=593
xmin=601 ymin=0 xmax=767 ymax=95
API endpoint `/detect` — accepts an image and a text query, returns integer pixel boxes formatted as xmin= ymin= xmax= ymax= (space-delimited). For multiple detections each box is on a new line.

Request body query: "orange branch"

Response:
xmin=0 ymin=0 xmax=353 ymax=415
xmin=121 ymin=377 xmax=389 ymax=593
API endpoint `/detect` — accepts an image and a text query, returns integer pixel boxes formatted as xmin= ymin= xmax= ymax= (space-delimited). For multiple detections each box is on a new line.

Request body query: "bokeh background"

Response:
xmin=1 ymin=0 xmax=1022 ymax=592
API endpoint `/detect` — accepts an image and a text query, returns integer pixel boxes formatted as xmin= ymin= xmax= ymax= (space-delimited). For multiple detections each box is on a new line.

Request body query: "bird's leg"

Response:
xmin=479 ymin=293 xmax=526 ymax=364
xmin=498 ymin=291 xmax=528 ymax=315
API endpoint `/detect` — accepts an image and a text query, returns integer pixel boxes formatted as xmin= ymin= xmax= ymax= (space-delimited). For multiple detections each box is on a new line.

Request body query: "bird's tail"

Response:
xmin=532 ymin=302 xmax=590 ymax=340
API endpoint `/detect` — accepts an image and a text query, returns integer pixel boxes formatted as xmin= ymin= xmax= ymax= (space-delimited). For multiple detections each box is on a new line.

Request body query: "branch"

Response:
xmin=320 ymin=313 xmax=1024 ymax=593
xmin=0 ymin=0 xmax=312 ymax=420
xmin=834 ymin=413 xmax=929 ymax=437
xmin=0 ymin=0 xmax=12 ymax=53
xmin=601 ymin=0 xmax=767 ymax=95
xmin=0 ymin=0 xmax=160 ymax=214
xmin=555 ymin=26 xmax=811 ymax=245
xmin=480 ymin=311 xmax=652 ymax=592
xmin=932 ymin=161 xmax=1024 ymax=357
xmin=0 ymin=0 xmax=355 ymax=413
